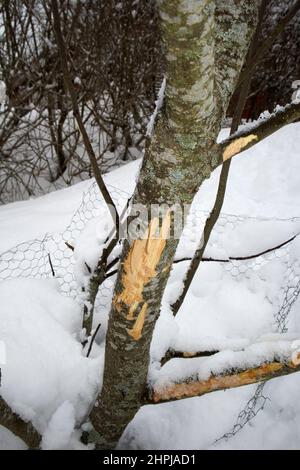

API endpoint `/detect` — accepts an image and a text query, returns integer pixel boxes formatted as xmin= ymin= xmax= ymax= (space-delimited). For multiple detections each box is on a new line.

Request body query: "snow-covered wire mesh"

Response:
xmin=214 ymin=382 xmax=270 ymax=445
xmin=0 ymin=181 xmax=129 ymax=309
xmin=1 ymin=179 xmax=300 ymax=443
xmin=214 ymin=249 xmax=300 ymax=445
xmin=1 ymin=179 xmax=300 ymax=319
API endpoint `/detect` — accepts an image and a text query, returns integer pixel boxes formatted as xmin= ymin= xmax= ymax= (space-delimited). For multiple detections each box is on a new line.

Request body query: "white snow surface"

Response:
xmin=0 ymin=80 xmax=6 ymax=106
xmin=1 ymin=124 xmax=300 ymax=449
xmin=0 ymin=278 xmax=101 ymax=449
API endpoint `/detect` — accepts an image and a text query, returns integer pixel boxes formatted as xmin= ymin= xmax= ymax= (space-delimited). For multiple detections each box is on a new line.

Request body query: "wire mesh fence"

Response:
xmin=214 ymin=246 xmax=300 ymax=445
xmin=1 ymin=177 xmax=300 ymax=445
xmin=1 ymin=178 xmax=300 ymax=321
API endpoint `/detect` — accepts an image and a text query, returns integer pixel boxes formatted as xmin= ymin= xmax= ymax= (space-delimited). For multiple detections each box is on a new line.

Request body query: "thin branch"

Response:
xmin=171 ymin=100 xmax=300 ymax=315
xmin=104 ymin=231 xmax=299 ymax=283
xmin=146 ymin=361 xmax=300 ymax=404
xmin=0 ymin=396 xmax=40 ymax=448
xmin=86 ymin=323 xmax=101 ymax=358
xmin=48 ymin=253 xmax=55 ymax=277
xmin=65 ymin=241 xmax=74 ymax=251
xmin=161 ymin=349 xmax=218 ymax=367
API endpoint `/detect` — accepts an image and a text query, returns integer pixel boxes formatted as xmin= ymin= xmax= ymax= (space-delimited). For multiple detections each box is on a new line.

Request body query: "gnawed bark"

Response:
xmin=148 ymin=362 xmax=300 ymax=404
xmin=146 ymin=340 xmax=300 ymax=404
xmin=89 ymin=0 xmax=259 ymax=450
xmin=218 ymin=101 xmax=300 ymax=164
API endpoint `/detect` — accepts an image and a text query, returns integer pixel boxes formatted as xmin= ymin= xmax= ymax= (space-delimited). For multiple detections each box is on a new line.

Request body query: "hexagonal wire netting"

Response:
xmin=1 ymin=179 xmax=300 ymax=444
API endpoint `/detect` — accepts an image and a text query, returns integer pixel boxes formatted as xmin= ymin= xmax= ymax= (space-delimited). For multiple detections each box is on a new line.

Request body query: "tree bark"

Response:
xmin=90 ymin=0 xmax=259 ymax=449
xmin=171 ymin=0 xmax=268 ymax=315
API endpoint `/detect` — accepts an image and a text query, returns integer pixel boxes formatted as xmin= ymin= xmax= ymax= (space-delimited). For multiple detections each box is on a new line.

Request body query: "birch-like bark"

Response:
xmin=90 ymin=0 xmax=259 ymax=449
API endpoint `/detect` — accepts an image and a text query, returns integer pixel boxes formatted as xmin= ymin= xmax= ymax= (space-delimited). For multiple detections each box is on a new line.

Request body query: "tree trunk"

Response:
xmin=90 ymin=0 xmax=259 ymax=449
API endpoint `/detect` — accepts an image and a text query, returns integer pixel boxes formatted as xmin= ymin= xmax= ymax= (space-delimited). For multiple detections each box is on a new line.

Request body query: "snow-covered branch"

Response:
xmin=217 ymin=101 xmax=300 ymax=166
xmin=0 ymin=396 xmax=40 ymax=448
xmin=146 ymin=337 xmax=300 ymax=404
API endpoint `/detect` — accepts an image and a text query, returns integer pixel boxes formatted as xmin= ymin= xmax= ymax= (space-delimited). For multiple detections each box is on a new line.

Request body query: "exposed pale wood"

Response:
xmin=147 ymin=360 xmax=300 ymax=404
xmin=223 ymin=134 xmax=258 ymax=161
xmin=113 ymin=212 xmax=171 ymax=341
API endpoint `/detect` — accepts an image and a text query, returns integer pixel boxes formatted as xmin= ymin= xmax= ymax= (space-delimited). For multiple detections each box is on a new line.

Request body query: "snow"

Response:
xmin=74 ymin=207 xmax=114 ymax=289
xmin=152 ymin=334 xmax=300 ymax=392
xmin=74 ymin=76 xmax=82 ymax=86
xmin=0 ymin=159 xmax=138 ymax=253
xmin=1 ymin=123 xmax=300 ymax=449
xmin=0 ymin=278 xmax=101 ymax=448
xmin=292 ymin=80 xmax=300 ymax=103
xmin=41 ymin=401 xmax=76 ymax=450
xmin=146 ymin=77 xmax=166 ymax=137
xmin=0 ymin=340 xmax=6 ymax=365
xmin=0 ymin=80 xmax=6 ymax=106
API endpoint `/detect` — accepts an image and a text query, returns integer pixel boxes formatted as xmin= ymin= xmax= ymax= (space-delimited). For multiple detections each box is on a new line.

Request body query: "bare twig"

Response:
xmin=86 ymin=323 xmax=101 ymax=358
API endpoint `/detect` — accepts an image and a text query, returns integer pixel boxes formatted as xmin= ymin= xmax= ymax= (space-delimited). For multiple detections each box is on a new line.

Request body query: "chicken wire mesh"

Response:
xmin=213 ymin=243 xmax=300 ymax=445
xmin=1 ymin=178 xmax=300 ymax=325
xmin=1 ymin=178 xmax=300 ymax=445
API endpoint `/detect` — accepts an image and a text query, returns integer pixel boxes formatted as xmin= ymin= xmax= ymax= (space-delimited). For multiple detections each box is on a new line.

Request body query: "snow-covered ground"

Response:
xmin=1 ymin=123 xmax=300 ymax=449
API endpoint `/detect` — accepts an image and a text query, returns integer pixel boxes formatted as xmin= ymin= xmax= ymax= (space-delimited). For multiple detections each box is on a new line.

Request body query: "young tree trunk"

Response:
xmin=172 ymin=0 xmax=268 ymax=315
xmin=90 ymin=0 xmax=259 ymax=449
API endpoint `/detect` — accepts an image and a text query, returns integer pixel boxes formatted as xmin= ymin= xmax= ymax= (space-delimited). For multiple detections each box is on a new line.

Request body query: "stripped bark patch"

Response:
xmin=127 ymin=303 xmax=148 ymax=341
xmin=152 ymin=362 xmax=283 ymax=403
xmin=113 ymin=211 xmax=171 ymax=340
xmin=223 ymin=134 xmax=258 ymax=161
